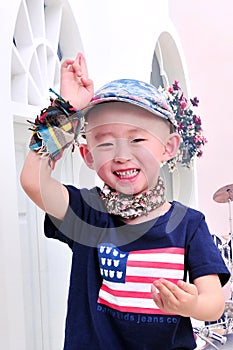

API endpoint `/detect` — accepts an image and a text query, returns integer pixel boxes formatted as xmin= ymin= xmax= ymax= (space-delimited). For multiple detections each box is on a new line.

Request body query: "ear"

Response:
xmin=79 ymin=144 xmax=95 ymax=170
xmin=162 ymin=133 xmax=181 ymax=162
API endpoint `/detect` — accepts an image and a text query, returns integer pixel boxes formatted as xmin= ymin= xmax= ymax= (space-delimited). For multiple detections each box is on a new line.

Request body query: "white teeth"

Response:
xmin=115 ymin=169 xmax=138 ymax=178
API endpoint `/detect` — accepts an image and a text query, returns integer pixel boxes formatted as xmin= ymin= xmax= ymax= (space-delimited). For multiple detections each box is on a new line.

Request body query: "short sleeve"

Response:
xmin=44 ymin=185 xmax=112 ymax=248
xmin=187 ymin=217 xmax=230 ymax=286
xmin=44 ymin=213 xmax=74 ymax=248
xmin=44 ymin=184 xmax=88 ymax=248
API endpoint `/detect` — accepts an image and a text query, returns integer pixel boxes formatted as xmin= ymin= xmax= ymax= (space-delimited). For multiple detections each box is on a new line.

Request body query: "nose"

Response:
xmin=113 ymin=139 xmax=132 ymax=163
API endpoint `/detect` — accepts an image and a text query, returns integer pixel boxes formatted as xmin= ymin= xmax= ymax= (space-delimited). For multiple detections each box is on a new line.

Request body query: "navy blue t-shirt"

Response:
xmin=44 ymin=186 xmax=230 ymax=350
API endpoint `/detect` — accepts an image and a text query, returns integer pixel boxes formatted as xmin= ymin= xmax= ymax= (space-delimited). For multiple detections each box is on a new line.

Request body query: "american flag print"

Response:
xmin=97 ymin=243 xmax=185 ymax=314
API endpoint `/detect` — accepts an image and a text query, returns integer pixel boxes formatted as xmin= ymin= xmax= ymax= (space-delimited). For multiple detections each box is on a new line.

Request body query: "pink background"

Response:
xmin=169 ymin=0 xmax=233 ymax=237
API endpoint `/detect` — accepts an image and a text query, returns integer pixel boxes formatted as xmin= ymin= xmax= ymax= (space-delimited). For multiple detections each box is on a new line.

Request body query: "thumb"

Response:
xmin=81 ymin=76 xmax=94 ymax=90
xmin=177 ymin=280 xmax=197 ymax=296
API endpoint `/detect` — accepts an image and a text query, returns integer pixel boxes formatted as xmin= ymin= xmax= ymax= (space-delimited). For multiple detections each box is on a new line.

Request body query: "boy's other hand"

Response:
xmin=151 ymin=278 xmax=198 ymax=316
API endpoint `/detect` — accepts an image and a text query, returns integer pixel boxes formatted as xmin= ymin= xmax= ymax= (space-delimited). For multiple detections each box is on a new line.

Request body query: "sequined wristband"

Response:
xmin=28 ymin=89 xmax=83 ymax=160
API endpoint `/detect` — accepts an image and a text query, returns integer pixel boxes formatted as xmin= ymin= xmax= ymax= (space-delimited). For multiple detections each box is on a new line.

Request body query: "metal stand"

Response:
xmin=226 ymin=190 xmax=233 ymax=300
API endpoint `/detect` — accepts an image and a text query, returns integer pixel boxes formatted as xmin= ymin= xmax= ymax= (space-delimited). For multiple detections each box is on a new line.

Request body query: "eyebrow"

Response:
xmin=94 ymin=131 xmax=114 ymax=140
xmin=93 ymin=128 xmax=146 ymax=140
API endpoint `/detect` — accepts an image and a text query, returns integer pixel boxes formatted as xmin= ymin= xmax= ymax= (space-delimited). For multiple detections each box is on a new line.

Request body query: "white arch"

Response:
xmin=151 ymin=31 xmax=198 ymax=209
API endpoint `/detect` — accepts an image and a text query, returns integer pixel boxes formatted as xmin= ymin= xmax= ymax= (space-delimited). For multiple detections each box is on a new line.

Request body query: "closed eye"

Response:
xmin=97 ymin=142 xmax=113 ymax=147
xmin=131 ymin=138 xmax=146 ymax=143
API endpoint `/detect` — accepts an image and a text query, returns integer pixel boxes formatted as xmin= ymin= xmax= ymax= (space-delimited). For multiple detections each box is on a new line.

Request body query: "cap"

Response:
xmin=81 ymin=79 xmax=177 ymax=128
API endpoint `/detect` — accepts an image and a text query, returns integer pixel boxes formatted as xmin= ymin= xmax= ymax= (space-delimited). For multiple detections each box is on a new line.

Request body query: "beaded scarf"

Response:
xmin=100 ymin=176 xmax=166 ymax=220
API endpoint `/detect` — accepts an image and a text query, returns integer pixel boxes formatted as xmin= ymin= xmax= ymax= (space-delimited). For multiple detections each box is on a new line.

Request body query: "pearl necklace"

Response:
xmin=100 ymin=176 xmax=166 ymax=220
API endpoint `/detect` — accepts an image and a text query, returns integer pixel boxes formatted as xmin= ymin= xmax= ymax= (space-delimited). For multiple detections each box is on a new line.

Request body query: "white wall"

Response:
xmin=169 ymin=0 xmax=233 ymax=237
xmin=69 ymin=0 xmax=175 ymax=88
xmin=0 ymin=1 xmax=28 ymax=349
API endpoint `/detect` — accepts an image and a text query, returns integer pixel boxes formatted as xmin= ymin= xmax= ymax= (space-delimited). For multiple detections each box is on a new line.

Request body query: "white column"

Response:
xmin=0 ymin=1 xmax=27 ymax=349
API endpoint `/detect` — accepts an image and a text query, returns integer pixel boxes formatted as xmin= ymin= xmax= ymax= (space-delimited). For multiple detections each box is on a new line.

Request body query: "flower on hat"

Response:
xmin=159 ymin=81 xmax=207 ymax=172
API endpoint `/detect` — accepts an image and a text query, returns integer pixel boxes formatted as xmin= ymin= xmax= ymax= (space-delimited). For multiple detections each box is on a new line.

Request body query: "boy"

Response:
xmin=21 ymin=53 xmax=230 ymax=349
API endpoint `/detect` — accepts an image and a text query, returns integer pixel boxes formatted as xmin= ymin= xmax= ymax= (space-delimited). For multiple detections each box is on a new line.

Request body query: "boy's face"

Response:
xmin=80 ymin=102 xmax=178 ymax=195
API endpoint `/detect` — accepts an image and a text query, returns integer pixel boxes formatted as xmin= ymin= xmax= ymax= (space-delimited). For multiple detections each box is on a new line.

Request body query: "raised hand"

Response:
xmin=151 ymin=278 xmax=198 ymax=317
xmin=60 ymin=52 xmax=94 ymax=110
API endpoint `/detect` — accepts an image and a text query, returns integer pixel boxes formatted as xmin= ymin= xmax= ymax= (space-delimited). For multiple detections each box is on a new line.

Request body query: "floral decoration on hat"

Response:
xmin=159 ymin=80 xmax=207 ymax=172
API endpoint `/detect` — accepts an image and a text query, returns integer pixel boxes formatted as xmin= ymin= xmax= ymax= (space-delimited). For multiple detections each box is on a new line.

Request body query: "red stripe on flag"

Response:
xmin=101 ymin=283 xmax=152 ymax=299
xmin=127 ymin=260 xmax=184 ymax=269
xmin=97 ymin=297 xmax=173 ymax=315
xmin=125 ymin=276 xmax=181 ymax=284
xmin=129 ymin=247 xmax=184 ymax=255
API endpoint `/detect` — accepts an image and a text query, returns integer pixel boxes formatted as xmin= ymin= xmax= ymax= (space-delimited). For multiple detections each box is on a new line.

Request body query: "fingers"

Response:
xmin=61 ymin=52 xmax=87 ymax=75
xmin=153 ymin=278 xmax=180 ymax=301
xmin=177 ymin=279 xmax=197 ymax=296
xmin=61 ymin=53 xmax=92 ymax=88
xmin=151 ymin=282 xmax=159 ymax=301
xmin=61 ymin=59 xmax=75 ymax=71
xmin=151 ymin=279 xmax=181 ymax=312
xmin=151 ymin=284 xmax=163 ymax=309
xmin=152 ymin=279 xmax=179 ymax=308
xmin=73 ymin=52 xmax=88 ymax=77
xmin=80 ymin=76 xmax=94 ymax=92
xmin=153 ymin=279 xmax=197 ymax=299
xmin=151 ymin=279 xmax=199 ymax=315
xmin=153 ymin=279 xmax=179 ymax=297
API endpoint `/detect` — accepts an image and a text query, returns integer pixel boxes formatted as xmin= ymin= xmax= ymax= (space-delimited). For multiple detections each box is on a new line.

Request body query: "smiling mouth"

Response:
xmin=114 ymin=169 xmax=139 ymax=179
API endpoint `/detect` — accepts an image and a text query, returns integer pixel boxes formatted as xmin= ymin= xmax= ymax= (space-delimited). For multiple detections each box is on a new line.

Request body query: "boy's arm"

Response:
xmin=20 ymin=151 xmax=69 ymax=220
xmin=21 ymin=52 xmax=94 ymax=220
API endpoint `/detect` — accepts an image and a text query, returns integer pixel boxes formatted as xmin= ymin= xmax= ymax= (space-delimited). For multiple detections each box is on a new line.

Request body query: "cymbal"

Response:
xmin=213 ymin=184 xmax=233 ymax=203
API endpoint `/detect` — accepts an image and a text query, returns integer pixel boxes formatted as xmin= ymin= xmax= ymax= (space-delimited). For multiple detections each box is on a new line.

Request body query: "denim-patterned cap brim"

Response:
xmin=81 ymin=79 xmax=177 ymax=128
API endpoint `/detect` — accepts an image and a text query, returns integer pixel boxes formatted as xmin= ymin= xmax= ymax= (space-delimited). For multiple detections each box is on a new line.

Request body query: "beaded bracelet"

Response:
xmin=28 ymin=89 xmax=84 ymax=160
